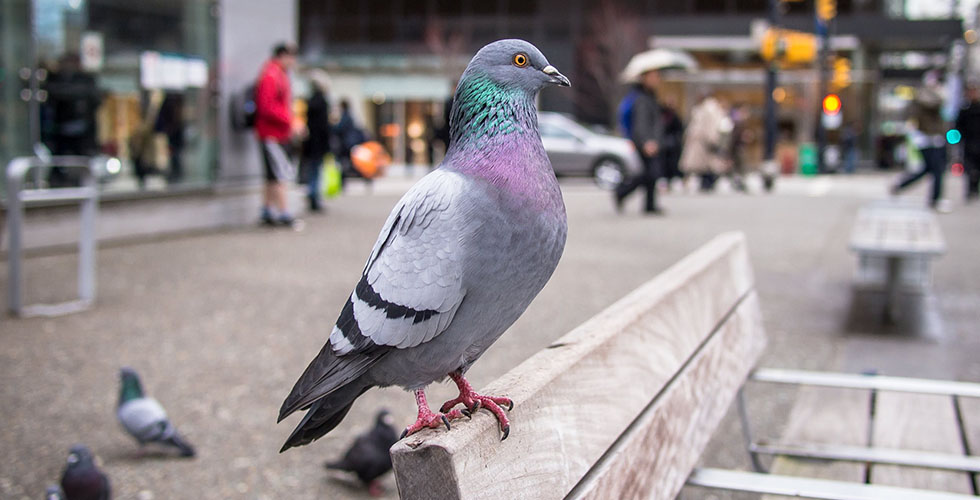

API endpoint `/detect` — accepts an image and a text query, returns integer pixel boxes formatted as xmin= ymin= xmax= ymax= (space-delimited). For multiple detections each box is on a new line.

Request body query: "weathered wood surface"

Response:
xmin=762 ymin=386 xmax=872 ymax=498
xmin=391 ymin=232 xmax=762 ymax=500
xmin=850 ymin=205 xmax=945 ymax=256
xmin=958 ymin=397 xmax=980 ymax=493
xmin=870 ymin=392 xmax=973 ymax=493
xmin=568 ymin=292 xmax=766 ymax=500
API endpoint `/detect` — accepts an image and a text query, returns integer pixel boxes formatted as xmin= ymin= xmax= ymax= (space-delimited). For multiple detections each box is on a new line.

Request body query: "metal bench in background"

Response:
xmin=5 ymin=155 xmax=100 ymax=317
xmin=849 ymin=201 xmax=945 ymax=323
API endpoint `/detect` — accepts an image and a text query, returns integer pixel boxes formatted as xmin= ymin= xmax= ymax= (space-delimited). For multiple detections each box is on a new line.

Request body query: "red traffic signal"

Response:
xmin=822 ymin=93 xmax=842 ymax=115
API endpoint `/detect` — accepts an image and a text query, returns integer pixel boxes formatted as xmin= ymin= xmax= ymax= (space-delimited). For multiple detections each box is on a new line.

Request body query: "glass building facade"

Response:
xmin=1 ymin=0 xmax=218 ymax=195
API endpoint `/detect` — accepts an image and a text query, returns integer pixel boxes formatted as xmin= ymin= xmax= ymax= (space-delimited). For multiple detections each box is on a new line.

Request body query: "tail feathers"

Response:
xmin=280 ymin=381 xmax=371 ymax=453
xmin=163 ymin=433 xmax=196 ymax=457
xmin=278 ymin=346 xmax=382 ymax=423
xmin=324 ymin=458 xmax=350 ymax=471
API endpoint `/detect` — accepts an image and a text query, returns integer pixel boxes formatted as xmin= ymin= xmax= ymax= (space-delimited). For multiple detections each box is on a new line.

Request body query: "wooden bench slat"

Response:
xmin=956 ymin=396 xmax=980 ymax=493
xmin=391 ymin=232 xmax=760 ymax=500
xmin=760 ymin=386 xmax=871 ymax=499
xmin=870 ymin=392 xmax=974 ymax=493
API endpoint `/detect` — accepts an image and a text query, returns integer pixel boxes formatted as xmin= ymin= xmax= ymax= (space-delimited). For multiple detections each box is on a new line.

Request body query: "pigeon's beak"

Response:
xmin=542 ymin=65 xmax=571 ymax=87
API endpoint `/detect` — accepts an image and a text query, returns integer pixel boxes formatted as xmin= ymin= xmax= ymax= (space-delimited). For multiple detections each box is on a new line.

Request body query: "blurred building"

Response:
xmin=1 ymin=0 xmax=295 ymax=248
xmin=298 ymin=0 xmax=966 ymax=169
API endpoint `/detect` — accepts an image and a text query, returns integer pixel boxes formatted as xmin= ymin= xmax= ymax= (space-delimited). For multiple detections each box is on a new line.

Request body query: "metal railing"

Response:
xmin=6 ymin=155 xmax=99 ymax=317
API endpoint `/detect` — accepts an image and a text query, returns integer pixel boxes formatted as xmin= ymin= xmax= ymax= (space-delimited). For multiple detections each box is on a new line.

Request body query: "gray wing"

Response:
xmin=330 ymin=168 xmax=468 ymax=355
xmin=117 ymin=397 xmax=171 ymax=442
xmin=279 ymin=169 xmax=469 ymax=420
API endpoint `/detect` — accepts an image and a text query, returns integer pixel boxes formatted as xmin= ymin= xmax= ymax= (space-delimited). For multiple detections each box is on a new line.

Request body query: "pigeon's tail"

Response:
xmin=164 ymin=432 xmax=196 ymax=458
xmin=280 ymin=379 xmax=372 ymax=453
xmin=324 ymin=458 xmax=351 ymax=472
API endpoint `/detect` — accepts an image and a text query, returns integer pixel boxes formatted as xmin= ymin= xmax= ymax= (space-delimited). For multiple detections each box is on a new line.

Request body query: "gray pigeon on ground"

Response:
xmin=45 ymin=485 xmax=65 ymax=500
xmin=117 ymin=367 xmax=196 ymax=457
xmin=60 ymin=445 xmax=109 ymax=500
xmin=278 ymin=39 xmax=570 ymax=451
xmin=325 ymin=409 xmax=400 ymax=496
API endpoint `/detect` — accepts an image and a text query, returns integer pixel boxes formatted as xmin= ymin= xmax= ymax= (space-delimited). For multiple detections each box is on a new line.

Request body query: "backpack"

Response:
xmin=230 ymin=84 xmax=257 ymax=131
xmin=617 ymin=89 xmax=639 ymax=138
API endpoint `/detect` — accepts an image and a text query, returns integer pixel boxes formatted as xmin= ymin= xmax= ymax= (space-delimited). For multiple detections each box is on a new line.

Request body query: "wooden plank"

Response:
xmin=870 ymin=392 xmax=973 ymax=493
xmin=760 ymin=386 xmax=871 ymax=500
xmin=391 ymin=232 xmax=760 ymax=500
xmin=568 ymin=292 xmax=766 ymax=500
xmin=957 ymin=396 xmax=980 ymax=493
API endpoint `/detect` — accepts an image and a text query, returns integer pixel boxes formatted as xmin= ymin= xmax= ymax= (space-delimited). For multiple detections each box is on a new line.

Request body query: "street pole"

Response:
xmin=763 ymin=0 xmax=781 ymax=190
xmin=816 ymin=8 xmax=830 ymax=173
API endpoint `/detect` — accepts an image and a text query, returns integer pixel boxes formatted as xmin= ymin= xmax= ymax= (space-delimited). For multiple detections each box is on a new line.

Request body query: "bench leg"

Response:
xmin=884 ymin=256 xmax=901 ymax=324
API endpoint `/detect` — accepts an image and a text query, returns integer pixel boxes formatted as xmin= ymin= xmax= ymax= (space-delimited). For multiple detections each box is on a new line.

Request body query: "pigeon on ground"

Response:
xmin=117 ymin=367 xmax=196 ymax=457
xmin=60 ymin=445 xmax=110 ymax=500
xmin=45 ymin=485 xmax=65 ymax=500
xmin=325 ymin=409 xmax=400 ymax=496
xmin=278 ymin=39 xmax=570 ymax=450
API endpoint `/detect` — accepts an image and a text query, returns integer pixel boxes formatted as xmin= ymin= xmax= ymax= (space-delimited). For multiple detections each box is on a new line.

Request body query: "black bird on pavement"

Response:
xmin=325 ymin=409 xmax=399 ymax=497
xmin=60 ymin=445 xmax=110 ymax=500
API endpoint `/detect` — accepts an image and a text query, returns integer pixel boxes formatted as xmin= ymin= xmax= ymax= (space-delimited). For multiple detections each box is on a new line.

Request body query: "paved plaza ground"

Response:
xmin=1 ymin=171 xmax=978 ymax=499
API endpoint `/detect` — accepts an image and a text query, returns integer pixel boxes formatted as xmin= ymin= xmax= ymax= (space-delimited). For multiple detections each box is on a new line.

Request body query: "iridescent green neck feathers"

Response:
xmin=448 ymin=73 xmax=537 ymax=149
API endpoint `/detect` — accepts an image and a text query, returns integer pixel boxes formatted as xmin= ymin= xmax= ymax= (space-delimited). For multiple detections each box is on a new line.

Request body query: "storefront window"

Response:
xmin=1 ymin=0 xmax=217 ymax=195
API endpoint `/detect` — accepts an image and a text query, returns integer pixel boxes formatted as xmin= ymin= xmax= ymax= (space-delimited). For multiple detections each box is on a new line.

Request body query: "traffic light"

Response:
xmin=817 ymin=0 xmax=836 ymax=21
xmin=822 ymin=93 xmax=842 ymax=115
xmin=947 ymin=128 xmax=962 ymax=145
xmin=760 ymin=28 xmax=817 ymax=65
xmin=832 ymin=57 xmax=852 ymax=90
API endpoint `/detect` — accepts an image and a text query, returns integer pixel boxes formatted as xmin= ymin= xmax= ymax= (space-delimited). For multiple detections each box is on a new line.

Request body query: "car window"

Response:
xmin=540 ymin=122 xmax=578 ymax=140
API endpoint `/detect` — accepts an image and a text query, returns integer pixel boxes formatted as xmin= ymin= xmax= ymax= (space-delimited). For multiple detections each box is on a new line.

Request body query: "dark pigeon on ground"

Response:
xmin=278 ymin=38 xmax=570 ymax=451
xmin=45 ymin=485 xmax=65 ymax=500
xmin=325 ymin=409 xmax=399 ymax=497
xmin=60 ymin=445 xmax=110 ymax=500
xmin=117 ymin=367 xmax=196 ymax=457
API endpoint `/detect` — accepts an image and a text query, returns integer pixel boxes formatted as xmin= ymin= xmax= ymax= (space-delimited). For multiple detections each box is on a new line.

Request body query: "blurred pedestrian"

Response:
xmin=727 ymin=103 xmax=749 ymax=191
xmin=42 ymin=53 xmax=101 ymax=187
xmin=680 ymin=93 xmax=732 ymax=193
xmin=841 ymin=121 xmax=858 ymax=175
xmin=955 ymin=84 xmax=980 ymax=202
xmin=334 ymin=99 xmax=366 ymax=186
xmin=158 ymin=92 xmax=185 ymax=185
xmin=892 ymin=70 xmax=948 ymax=211
xmin=660 ymin=101 xmax=685 ymax=190
xmin=255 ymin=42 xmax=302 ymax=226
xmin=301 ymin=70 xmax=332 ymax=212
xmin=615 ymin=69 xmax=665 ymax=214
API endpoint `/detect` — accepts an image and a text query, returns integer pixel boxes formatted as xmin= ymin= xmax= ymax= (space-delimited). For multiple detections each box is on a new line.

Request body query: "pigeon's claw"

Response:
xmin=441 ymin=371 xmax=514 ymax=440
xmin=402 ymin=389 xmax=468 ymax=439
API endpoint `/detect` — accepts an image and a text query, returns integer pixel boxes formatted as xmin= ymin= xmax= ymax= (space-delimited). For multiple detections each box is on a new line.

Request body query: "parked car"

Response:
xmin=538 ymin=112 xmax=642 ymax=189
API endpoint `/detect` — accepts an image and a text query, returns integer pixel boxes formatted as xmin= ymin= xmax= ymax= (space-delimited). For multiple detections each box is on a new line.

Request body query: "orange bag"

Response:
xmin=350 ymin=141 xmax=391 ymax=179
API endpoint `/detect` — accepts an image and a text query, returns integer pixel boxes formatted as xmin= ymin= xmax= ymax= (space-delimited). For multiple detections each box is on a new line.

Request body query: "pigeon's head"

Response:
xmin=118 ymin=367 xmax=144 ymax=404
xmin=459 ymin=39 xmax=570 ymax=95
xmin=65 ymin=444 xmax=95 ymax=470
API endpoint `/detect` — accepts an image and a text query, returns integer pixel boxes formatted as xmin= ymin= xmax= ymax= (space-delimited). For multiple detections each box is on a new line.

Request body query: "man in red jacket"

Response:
xmin=255 ymin=43 xmax=301 ymax=226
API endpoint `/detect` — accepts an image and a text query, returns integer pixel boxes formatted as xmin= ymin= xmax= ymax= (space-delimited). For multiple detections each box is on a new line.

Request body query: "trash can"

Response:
xmin=799 ymin=143 xmax=818 ymax=176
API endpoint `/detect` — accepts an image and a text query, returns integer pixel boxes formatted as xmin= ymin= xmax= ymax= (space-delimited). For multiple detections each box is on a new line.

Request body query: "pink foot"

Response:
xmin=367 ymin=479 xmax=384 ymax=497
xmin=439 ymin=371 xmax=513 ymax=440
xmin=401 ymin=389 xmax=466 ymax=439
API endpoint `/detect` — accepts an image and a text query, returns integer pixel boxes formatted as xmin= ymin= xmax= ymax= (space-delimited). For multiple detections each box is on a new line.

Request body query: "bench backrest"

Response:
xmin=390 ymin=232 xmax=767 ymax=500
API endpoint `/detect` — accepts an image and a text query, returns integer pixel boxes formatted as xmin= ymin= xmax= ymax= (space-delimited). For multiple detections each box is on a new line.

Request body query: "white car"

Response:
xmin=538 ymin=112 xmax=642 ymax=189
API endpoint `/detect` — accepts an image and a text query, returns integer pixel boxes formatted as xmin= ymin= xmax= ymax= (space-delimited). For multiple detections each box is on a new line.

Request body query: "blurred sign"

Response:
xmin=817 ymin=0 xmax=836 ymax=21
xmin=140 ymin=51 xmax=209 ymax=90
xmin=80 ymin=32 xmax=103 ymax=72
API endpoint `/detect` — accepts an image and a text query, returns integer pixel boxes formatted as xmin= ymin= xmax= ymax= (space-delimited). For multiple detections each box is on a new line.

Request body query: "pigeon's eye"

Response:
xmin=513 ymin=53 xmax=529 ymax=68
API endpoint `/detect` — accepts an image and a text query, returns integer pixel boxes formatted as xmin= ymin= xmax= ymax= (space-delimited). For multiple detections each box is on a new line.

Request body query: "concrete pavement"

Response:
xmin=1 ymin=170 xmax=978 ymax=499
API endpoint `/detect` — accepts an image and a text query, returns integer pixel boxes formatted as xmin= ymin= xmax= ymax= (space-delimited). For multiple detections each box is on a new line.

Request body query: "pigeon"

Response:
xmin=325 ymin=409 xmax=400 ymax=497
xmin=45 ymin=485 xmax=65 ymax=500
xmin=60 ymin=445 xmax=110 ymax=500
xmin=278 ymin=39 xmax=570 ymax=451
xmin=117 ymin=367 xmax=196 ymax=457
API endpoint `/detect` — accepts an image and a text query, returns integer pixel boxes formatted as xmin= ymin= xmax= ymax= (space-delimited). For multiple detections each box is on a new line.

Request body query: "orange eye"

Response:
xmin=513 ymin=53 xmax=528 ymax=67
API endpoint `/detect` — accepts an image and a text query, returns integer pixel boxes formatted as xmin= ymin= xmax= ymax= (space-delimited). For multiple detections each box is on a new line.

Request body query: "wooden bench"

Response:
xmin=390 ymin=232 xmax=979 ymax=500
xmin=849 ymin=202 xmax=945 ymax=323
